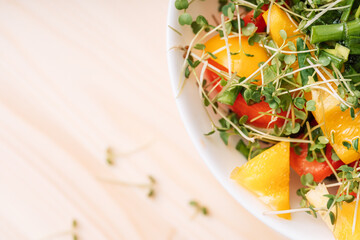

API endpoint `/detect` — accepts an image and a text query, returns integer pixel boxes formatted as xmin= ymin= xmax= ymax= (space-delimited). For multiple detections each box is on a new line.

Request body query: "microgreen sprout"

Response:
xmin=106 ymin=147 xmax=115 ymax=165
xmin=189 ymin=200 xmax=209 ymax=218
xmin=72 ymin=220 xmax=78 ymax=240
xmin=38 ymin=219 xmax=79 ymax=240
xmin=105 ymin=142 xmax=153 ymax=165
xmin=97 ymin=175 xmax=156 ymax=198
xmin=168 ymin=25 xmax=182 ymax=36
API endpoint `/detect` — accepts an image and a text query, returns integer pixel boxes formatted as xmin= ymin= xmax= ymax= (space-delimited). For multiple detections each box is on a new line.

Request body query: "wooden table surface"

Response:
xmin=0 ymin=1 xmax=288 ymax=239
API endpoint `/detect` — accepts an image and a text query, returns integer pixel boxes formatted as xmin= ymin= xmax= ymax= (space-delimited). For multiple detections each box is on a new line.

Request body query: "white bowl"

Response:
xmin=166 ymin=1 xmax=334 ymax=239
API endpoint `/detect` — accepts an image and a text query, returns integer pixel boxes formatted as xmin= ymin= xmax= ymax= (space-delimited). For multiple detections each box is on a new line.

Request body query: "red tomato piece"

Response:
xmin=231 ymin=94 xmax=286 ymax=128
xmin=205 ymin=60 xmax=286 ymax=129
xmin=243 ymin=10 xmax=267 ymax=33
xmin=290 ymin=143 xmax=345 ymax=182
xmin=204 ymin=60 xmax=226 ymax=93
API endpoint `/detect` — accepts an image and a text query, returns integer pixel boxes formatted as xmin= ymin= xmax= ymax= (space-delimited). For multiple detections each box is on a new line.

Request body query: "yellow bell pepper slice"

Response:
xmin=231 ymin=141 xmax=291 ymax=219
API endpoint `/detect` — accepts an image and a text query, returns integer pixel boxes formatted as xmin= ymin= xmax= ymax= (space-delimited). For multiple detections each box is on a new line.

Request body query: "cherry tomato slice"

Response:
xmin=243 ymin=10 xmax=267 ymax=33
xmin=205 ymin=59 xmax=286 ymax=128
xmin=231 ymin=94 xmax=286 ymax=128
xmin=290 ymin=143 xmax=345 ymax=182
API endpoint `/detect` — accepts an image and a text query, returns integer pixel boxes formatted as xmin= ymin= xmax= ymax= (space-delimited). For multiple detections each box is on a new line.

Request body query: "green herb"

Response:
xmin=350 ymin=108 xmax=355 ymax=120
xmin=39 ymin=219 xmax=79 ymax=240
xmin=175 ymin=0 xmax=189 ymax=10
xmin=217 ymin=84 xmax=242 ymax=105
xmin=306 ymin=100 xmax=316 ymax=111
xmin=294 ymin=145 xmax=303 ymax=156
xmin=288 ymin=41 xmax=296 ymax=51
xmin=329 ymin=211 xmax=336 ymax=225
xmin=318 ymin=55 xmax=330 ymax=66
xmin=284 ymin=55 xmax=296 ymax=65
xmin=343 ymin=141 xmax=352 ymax=150
xmin=72 ymin=219 xmax=77 ymax=228
xmin=219 ymin=131 xmax=230 ymax=145
xmin=294 ymin=108 xmax=306 ymax=120
xmin=280 ymin=30 xmax=287 ymax=41
xmin=300 ymin=173 xmax=315 ymax=186
xmin=331 ymin=149 xmax=340 ymax=161
xmin=194 ymin=43 xmax=206 ymax=50
xmin=236 ymin=139 xmax=250 ymax=159
xmin=297 ymin=38 xmax=315 ymax=86
xmin=98 ymin=175 xmax=156 ymax=198
xmin=72 ymin=219 xmax=78 ymax=240
xmin=221 ymin=2 xmax=235 ymax=17
xmin=353 ymin=138 xmax=359 ymax=151
xmin=185 ymin=66 xmax=191 ymax=78
xmin=239 ymin=115 xmax=248 ymax=125
xmin=248 ymin=33 xmax=261 ymax=46
xmin=318 ymin=136 xmax=329 ymax=144
xmin=242 ymin=23 xmax=257 ymax=36
xmin=218 ymin=0 xmax=228 ymax=12
xmin=204 ymin=129 xmax=216 ymax=136
xmin=106 ymin=147 xmax=115 ymax=165
xmin=179 ymin=13 xmax=192 ymax=26
xmin=191 ymin=15 xmax=210 ymax=34
xmin=207 ymin=51 xmax=218 ymax=59
xmin=294 ymin=97 xmax=306 ymax=109
xmin=189 ymin=200 xmax=209 ymax=217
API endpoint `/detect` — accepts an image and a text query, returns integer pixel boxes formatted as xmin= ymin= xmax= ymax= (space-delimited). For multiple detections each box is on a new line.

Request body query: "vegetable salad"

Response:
xmin=173 ymin=0 xmax=360 ymax=239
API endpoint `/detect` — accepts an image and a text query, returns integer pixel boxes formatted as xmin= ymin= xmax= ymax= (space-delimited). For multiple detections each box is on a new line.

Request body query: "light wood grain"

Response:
xmin=0 ymin=1 xmax=288 ymax=239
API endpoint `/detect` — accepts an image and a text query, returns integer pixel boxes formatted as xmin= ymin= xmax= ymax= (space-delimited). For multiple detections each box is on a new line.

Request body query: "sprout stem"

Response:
xmin=263 ymin=207 xmax=327 ymax=215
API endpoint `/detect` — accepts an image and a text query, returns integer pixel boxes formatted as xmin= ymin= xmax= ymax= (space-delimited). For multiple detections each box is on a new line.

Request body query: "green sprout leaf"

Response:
xmin=189 ymin=200 xmax=209 ymax=216
xmin=222 ymin=2 xmax=235 ymax=17
xmin=179 ymin=13 xmax=193 ymax=26
xmin=294 ymin=97 xmax=306 ymax=109
xmin=331 ymin=149 xmax=340 ymax=161
xmin=175 ymin=0 xmax=189 ymax=10
xmin=204 ymin=130 xmax=215 ymax=136
xmin=288 ymin=41 xmax=296 ymax=51
xmin=329 ymin=211 xmax=336 ymax=225
xmin=306 ymin=100 xmax=316 ymax=111
xmin=185 ymin=66 xmax=190 ymax=78
xmin=344 ymin=194 xmax=355 ymax=203
xmin=196 ymin=15 xmax=208 ymax=26
xmin=236 ymin=139 xmax=250 ymax=159
xmin=297 ymin=38 xmax=315 ymax=86
xmin=337 ymin=165 xmax=354 ymax=172
xmin=248 ymin=33 xmax=261 ymax=46
xmin=242 ymin=23 xmax=256 ymax=36
xmin=220 ymin=78 xmax=227 ymax=87
xmin=219 ymin=131 xmax=229 ymax=145
xmin=194 ymin=43 xmax=206 ymax=50
xmin=319 ymin=55 xmax=330 ymax=66
xmin=284 ymin=55 xmax=296 ymax=65
xmin=318 ymin=136 xmax=329 ymax=144
xmin=280 ymin=29 xmax=287 ymax=41
xmin=342 ymin=141 xmax=352 ymax=150
xmin=207 ymin=51 xmax=218 ymax=59
xmin=340 ymin=103 xmax=349 ymax=112
xmin=353 ymin=138 xmax=359 ymax=152
xmin=300 ymin=173 xmax=314 ymax=186
xmin=217 ymin=85 xmax=241 ymax=105
xmin=239 ymin=115 xmax=249 ymax=125
xmin=350 ymin=108 xmax=355 ymax=120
